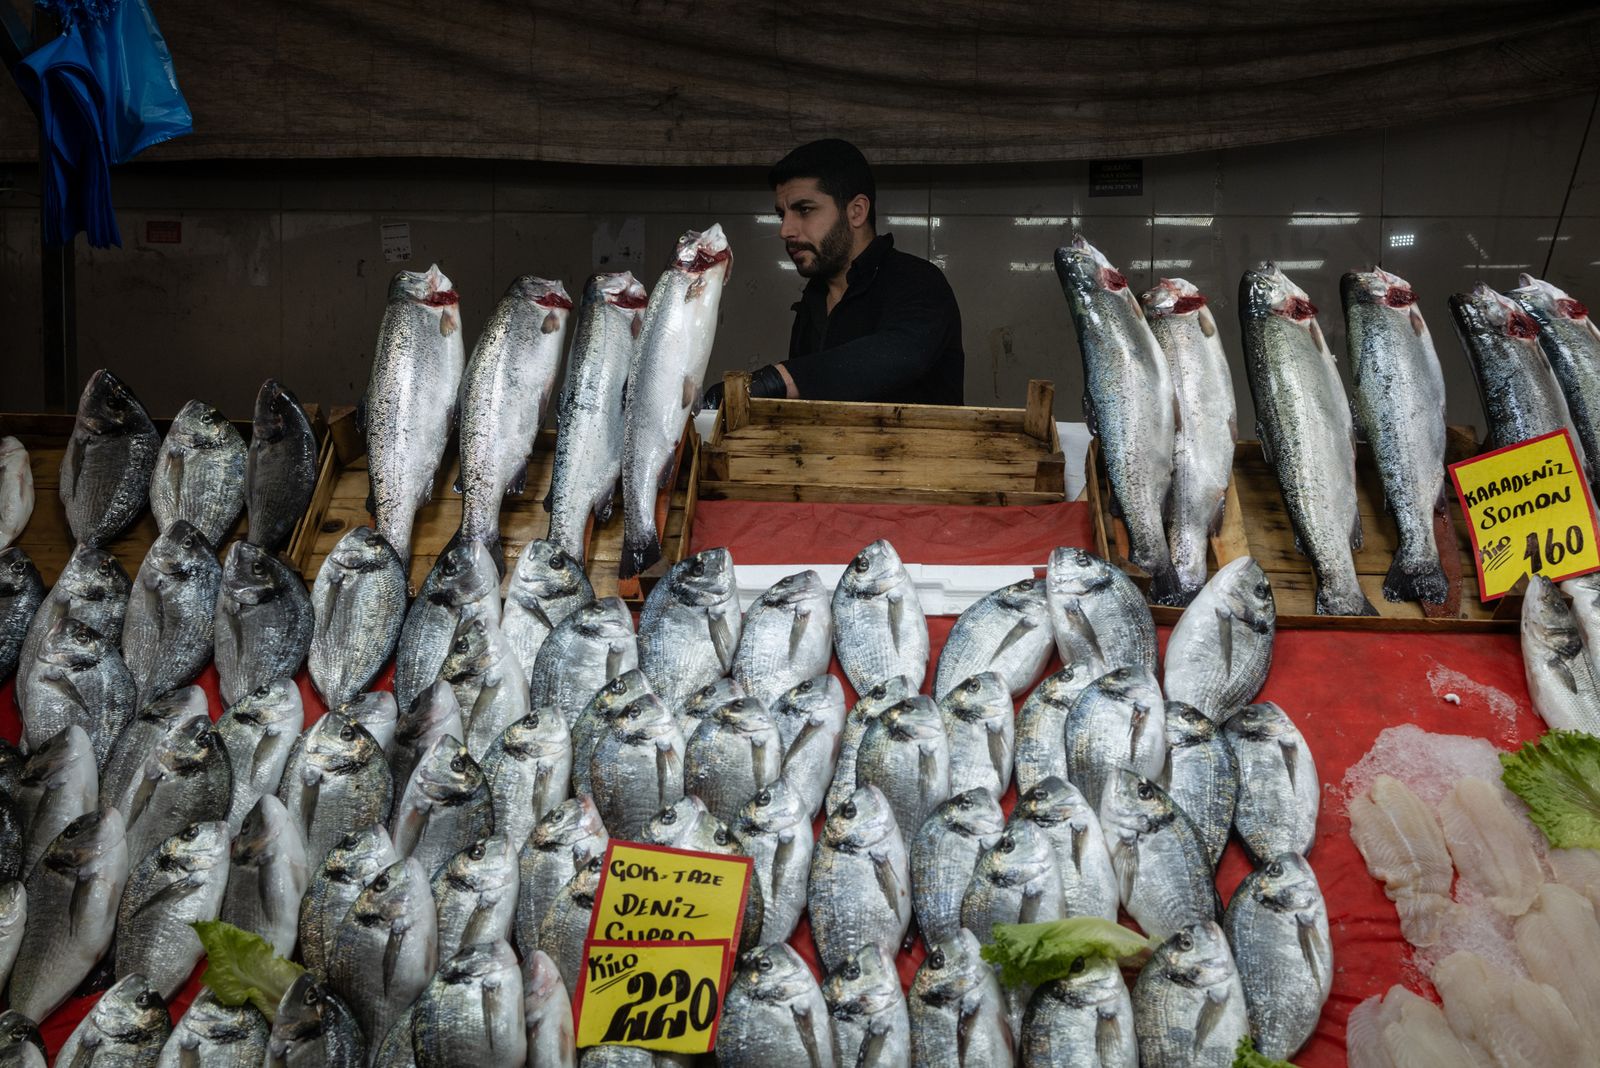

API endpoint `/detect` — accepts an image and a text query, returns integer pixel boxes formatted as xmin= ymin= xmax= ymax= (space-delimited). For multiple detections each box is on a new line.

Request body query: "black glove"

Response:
xmin=702 ymin=364 xmax=789 ymax=409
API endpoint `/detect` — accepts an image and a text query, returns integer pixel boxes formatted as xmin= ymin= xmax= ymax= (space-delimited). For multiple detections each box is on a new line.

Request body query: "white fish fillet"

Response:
xmin=1438 ymin=778 xmax=1543 ymax=917
xmin=1513 ymin=883 xmax=1600 ymax=1023
xmin=1348 ymin=985 xmax=1496 ymax=1068
xmin=1548 ymin=846 xmax=1600 ymax=914
xmin=1432 ymin=951 xmax=1596 ymax=1068
xmin=1346 ymin=993 xmax=1399 ymax=1068
xmin=1349 ymin=774 xmax=1458 ymax=945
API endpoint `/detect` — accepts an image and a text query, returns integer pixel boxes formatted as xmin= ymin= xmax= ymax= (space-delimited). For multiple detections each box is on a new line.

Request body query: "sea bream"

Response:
xmin=1240 ymin=263 xmax=1375 ymax=616
xmin=0 ymin=437 xmax=33 ymax=552
xmin=1343 ymin=267 xmax=1450 ymax=604
xmin=1141 ymin=278 xmax=1237 ymax=606
xmin=1055 ymin=237 xmax=1177 ymax=596
xmin=214 ymin=540 xmax=313 ymax=708
xmin=246 ymin=378 xmax=319 ymax=552
xmin=121 ymin=519 xmax=223 ymax=708
xmin=456 ymin=276 xmax=572 ymax=567
xmin=59 ymin=369 xmax=160 ymax=548
xmin=0 ymin=549 xmax=43 ymax=684
xmin=620 ymin=225 xmax=732 ymax=577
xmin=363 ymin=264 xmax=467 ymax=566
xmin=13 ymin=544 xmax=128 ymax=708
xmin=149 ymin=398 xmax=247 ymax=545
xmin=1512 ymin=275 xmax=1600 ymax=499
xmin=546 ymin=272 xmax=648 ymax=564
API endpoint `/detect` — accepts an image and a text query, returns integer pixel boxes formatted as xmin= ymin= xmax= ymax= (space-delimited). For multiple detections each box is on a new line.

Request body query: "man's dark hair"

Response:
xmin=769 ymin=139 xmax=876 ymax=229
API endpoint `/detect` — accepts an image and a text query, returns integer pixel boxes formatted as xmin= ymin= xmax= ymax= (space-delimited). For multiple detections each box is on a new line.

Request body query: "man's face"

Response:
xmin=774 ymin=177 xmax=853 ymax=280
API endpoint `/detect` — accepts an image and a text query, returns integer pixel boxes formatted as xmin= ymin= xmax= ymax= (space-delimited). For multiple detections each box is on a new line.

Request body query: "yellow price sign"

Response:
xmin=573 ymin=940 xmax=733 ymax=1054
xmin=585 ymin=842 xmax=752 ymax=945
xmin=1449 ymin=429 xmax=1600 ymax=599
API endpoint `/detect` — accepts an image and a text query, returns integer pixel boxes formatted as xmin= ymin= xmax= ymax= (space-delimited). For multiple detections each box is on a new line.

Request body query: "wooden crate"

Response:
xmin=286 ymin=407 xmax=698 ymax=600
xmin=0 ymin=407 xmax=328 ymax=585
xmin=1087 ymin=428 xmax=1520 ymax=631
xmin=699 ymin=373 xmax=1067 ymax=505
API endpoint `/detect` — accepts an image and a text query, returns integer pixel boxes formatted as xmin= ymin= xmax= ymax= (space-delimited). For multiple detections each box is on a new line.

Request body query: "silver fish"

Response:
xmin=1241 ymin=263 xmax=1375 ymax=616
xmin=157 ymin=989 xmax=271 ymax=1068
xmin=0 ymin=882 xmax=24 ymax=995
xmin=123 ymin=714 xmax=233 ymax=869
xmin=961 ymin=820 xmax=1064 ymax=950
xmin=392 ymin=735 xmax=493 ymax=880
xmin=457 ymin=276 xmax=571 ymax=566
xmin=938 ymin=671 xmax=1014 ymax=798
xmin=439 ymin=614 xmax=528 ymax=761
xmin=1141 ymin=278 xmax=1237 ymax=606
xmin=771 ymin=674 xmax=846 ymax=820
xmin=0 ymin=438 xmax=31 ymax=555
xmin=592 ymin=693 xmax=685 ymax=840
xmin=577 ymin=1045 xmax=686 ymax=1067
xmin=808 ymin=784 xmax=911 ymax=972
xmin=500 ymin=540 xmax=593 ymax=689
xmin=115 ymin=819 xmax=231 ymax=998
xmin=934 ymin=578 xmax=1052 ymax=699
xmin=910 ymin=787 xmax=1004 ymax=945
xmin=570 ymin=669 xmax=651 ymax=801
xmin=370 ymin=1006 xmax=416 ymax=1068
xmin=1163 ymin=703 xmax=1239 ymax=869
xmin=1222 ymin=852 xmax=1331 ymax=1060
xmin=1223 ymin=701 xmax=1318 ymax=862
xmin=529 ymin=596 xmax=638 ymax=728
xmin=482 ymin=709 xmax=572 ymax=851
xmin=102 ymin=689 xmax=209 ymax=827
xmin=514 ymin=796 xmax=608 ymax=960
xmin=307 ymin=525 xmax=408 ymax=709
xmin=395 ymin=542 xmax=501 ymax=717
xmin=267 ymin=970 xmax=367 ymax=1067
xmin=733 ymin=570 xmax=834 ymax=710
xmin=832 ymin=539 xmax=929 ymax=694
xmin=1056 ymin=237 xmax=1177 ymax=595
xmin=431 ymin=835 xmax=519 ymax=965
xmin=1045 ymin=546 xmax=1156 ymax=675
xmin=523 ymin=950 xmax=576 ymax=1068
xmin=413 ymin=939 xmax=527 ymax=1068
xmin=684 ymin=695 xmax=782 ymax=825
xmin=59 ymin=368 xmax=160 ymax=548
xmin=13 ymin=724 xmax=97 ymax=877
xmin=55 ymin=972 xmax=170 ymax=1066
xmin=640 ymin=795 xmax=764 ymax=953
xmin=0 ymin=549 xmax=43 ymax=685
xmin=298 ymin=824 xmax=396 ymax=980
xmin=215 ymin=678 xmax=304 ymax=835
xmin=546 ymin=272 xmax=647 ymax=565
xmin=335 ymin=690 xmax=398 ymax=756
xmin=1020 ymin=956 xmax=1137 ymax=1068
xmin=1099 ymin=768 xmax=1218 ymax=941
xmin=620 ymin=225 xmax=733 ymax=577
xmin=678 ymin=676 xmax=744 ymax=748
xmin=855 ymin=695 xmax=951 ymax=841
xmin=822 ymin=942 xmax=910 ymax=1068
xmin=1064 ymin=666 xmax=1166 ymax=812
xmin=537 ymin=857 xmax=602 ymax=999
xmin=13 ymin=544 xmax=128 ymax=707
xmin=19 ymin=616 xmax=134 ymax=767
xmin=733 ymin=780 xmax=814 ymax=942
xmin=1162 ymin=556 xmax=1274 ymax=722
xmin=1344 ymin=268 xmax=1450 ymax=604
xmin=638 ymin=547 xmax=741 ymax=709
xmin=122 ymin=519 xmax=222 ymax=707
xmin=7 ymin=808 xmax=130 ymax=1022
xmin=150 ymin=398 xmax=247 ymax=544
xmin=1009 ymin=776 xmax=1118 ymax=922
xmin=215 ymin=541 xmax=313 ymax=708
xmin=1013 ymin=663 xmax=1099 ymax=799
xmin=716 ymin=942 xmax=835 ymax=1068
xmin=220 ymin=795 xmax=309 ymax=957
xmin=364 ymin=264 xmax=466 ymax=565
xmin=391 ymin=683 xmax=467 ymax=798
xmin=908 ymin=930 xmax=1014 ymax=1067
xmin=247 ymin=378 xmax=318 ymax=553
xmin=279 ymin=714 xmax=392 ymax=869
xmin=0 ymin=1011 xmax=44 ymax=1068
xmin=1514 ymin=275 xmax=1600 ymax=494
xmin=1525 ymin=574 xmax=1600 ymax=733
xmin=826 ymin=677 xmax=913 ymax=819
xmin=1131 ymin=922 xmax=1248 ymax=1068
xmin=329 ymin=856 xmax=439 ymax=1049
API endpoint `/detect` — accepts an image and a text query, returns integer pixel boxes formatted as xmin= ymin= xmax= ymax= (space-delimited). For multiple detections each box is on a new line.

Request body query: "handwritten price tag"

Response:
xmin=587 ymin=842 xmax=752 ymax=944
xmin=1449 ymin=429 xmax=1600 ymax=599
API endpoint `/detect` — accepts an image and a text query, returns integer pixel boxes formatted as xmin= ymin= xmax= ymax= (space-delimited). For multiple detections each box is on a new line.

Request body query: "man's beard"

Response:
xmin=792 ymin=214 xmax=853 ymax=279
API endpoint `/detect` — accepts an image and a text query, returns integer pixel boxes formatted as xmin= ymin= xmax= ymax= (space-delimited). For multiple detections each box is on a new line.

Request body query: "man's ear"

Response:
xmin=847 ymin=193 xmax=871 ymax=229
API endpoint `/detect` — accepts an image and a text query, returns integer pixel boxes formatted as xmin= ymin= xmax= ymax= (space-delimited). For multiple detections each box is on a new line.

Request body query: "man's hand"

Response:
xmin=701 ymin=364 xmax=793 ymax=409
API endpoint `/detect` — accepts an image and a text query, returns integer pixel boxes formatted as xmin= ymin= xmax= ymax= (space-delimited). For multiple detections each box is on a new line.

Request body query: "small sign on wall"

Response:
xmin=145 ymin=220 xmax=182 ymax=244
xmin=1089 ymin=159 xmax=1143 ymax=197
xmin=380 ymin=221 xmax=412 ymax=262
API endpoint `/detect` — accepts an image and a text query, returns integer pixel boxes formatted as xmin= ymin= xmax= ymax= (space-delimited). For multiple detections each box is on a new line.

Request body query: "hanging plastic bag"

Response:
xmin=72 ymin=0 xmax=193 ymax=163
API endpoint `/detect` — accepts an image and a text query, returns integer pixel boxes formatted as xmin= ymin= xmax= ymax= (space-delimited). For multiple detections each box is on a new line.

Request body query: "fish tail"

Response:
xmin=1382 ymin=552 xmax=1448 ymax=606
xmin=1147 ymin=564 xmax=1194 ymax=608
xmin=1315 ymin=580 xmax=1378 ymax=616
xmin=620 ymin=536 xmax=660 ymax=580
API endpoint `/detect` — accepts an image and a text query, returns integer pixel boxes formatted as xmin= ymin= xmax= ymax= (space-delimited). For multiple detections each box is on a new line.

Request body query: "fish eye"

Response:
xmin=964 ymin=677 xmax=980 ymax=693
xmin=998 ymin=835 xmax=1015 ymax=853
xmin=843 ymin=961 xmax=860 ymax=980
xmin=372 ymin=874 xmax=390 ymax=892
xmin=756 ymin=954 xmax=773 ymax=973
xmin=135 ymin=991 xmax=161 ymax=1009
xmin=1267 ymin=861 xmax=1284 ymax=877
xmin=755 ymin=789 xmax=772 ymax=806
xmin=1136 ymin=782 xmax=1154 ymax=801
xmin=469 ymin=842 xmax=486 ymax=861
xmin=690 ymin=558 xmax=705 ymax=577
xmin=64 ymin=820 xmax=83 ymax=839
xmin=181 ymin=824 xmax=201 ymax=840
xmin=339 ymin=724 xmax=359 ymax=743
xmin=549 ymin=554 xmax=567 ymax=571
xmin=853 ymin=555 xmax=869 ymax=572
xmin=453 ymin=637 xmax=469 ymax=654
xmin=73 ymin=623 xmax=92 ymax=642
xmin=1177 ymin=932 xmax=1194 ymax=951
xmin=608 ymin=678 xmax=626 ymax=695
xmin=714 ymin=828 xmax=730 ymax=846
xmin=1069 ymin=957 xmax=1085 ymax=974
xmin=658 ymin=809 xmax=677 ymax=825
xmin=841 ymin=801 xmax=857 ymax=820
xmin=450 ymin=753 xmax=469 ymax=773
xmin=928 ymin=950 xmax=945 ymax=970
xmin=869 ymin=684 xmax=886 ymax=699
xmin=253 ymin=684 xmax=271 ymax=698
xmin=1255 ymin=582 xmax=1270 ymax=598
xmin=303 ymin=983 xmax=320 ymax=1005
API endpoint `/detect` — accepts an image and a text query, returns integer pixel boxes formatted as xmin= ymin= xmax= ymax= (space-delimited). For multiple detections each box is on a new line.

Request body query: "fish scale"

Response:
xmin=1132 ymin=922 xmax=1249 ymax=1068
xmin=715 ymin=943 xmax=834 ymax=1068
xmin=329 ymin=856 xmax=439 ymax=1056
xmin=1514 ymin=275 xmax=1600 ymax=500
xmin=1020 ymin=957 xmax=1137 ymax=1068
xmin=157 ymin=989 xmax=271 ymax=1067
xmin=908 ymin=930 xmax=1014 ymax=1068
xmin=933 ymin=578 xmax=1052 ymax=699
xmin=298 ymin=824 xmax=396 ymax=980
xmin=501 ymin=539 xmax=594 ymax=689
xmin=55 ymin=973 xmax=171 ymax=1066
xmin=822 ymin=943 xmax=910 ymax=1068
xmin=483 ymin=709 xmax=572 ymax=851
xmin=733 ymin=570 xmax=833 ymax=710
xmin=0 ymin=438 xmax=33 ymax=554
xmin=115 ymin=820 xmax=231 ymax=999
xmin=1044 ymin=546 xmax=1156 ymax=676
xmin=637 ymin=547 xmax=741 ymax=710
xmin=591 ymin=693 xmax=685 ymax=840
xmin=220 ymin=795 xmax=309 ymax=957
xmin=733 ymin=780 xmax=814 ymax=942
xmin=911 ymin=788 xmax=1003 ymax=945
xmin=413 ymin=939 xmax=527 ymax=1067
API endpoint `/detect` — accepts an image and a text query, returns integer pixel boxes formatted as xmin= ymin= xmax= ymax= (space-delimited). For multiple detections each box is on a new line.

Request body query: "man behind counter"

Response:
xmin=703 ymin=138 xmax=965 ymax=408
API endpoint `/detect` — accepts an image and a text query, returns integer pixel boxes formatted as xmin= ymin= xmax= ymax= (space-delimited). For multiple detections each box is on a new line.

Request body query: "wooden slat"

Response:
xmin=723 ymin=372 xmax=752 ymax=434
xmin=718 ymin=424 xmax=1057 ymax=464
xmin=1023 ymin=379 xmax=1055 ymax=444
xmin=697 ymin=479 xmax=1066 ymax=507
xmin=747 ymin=396 xmax=1030 ymax=434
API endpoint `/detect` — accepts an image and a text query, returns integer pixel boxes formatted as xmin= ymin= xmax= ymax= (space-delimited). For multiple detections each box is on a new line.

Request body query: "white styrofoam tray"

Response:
xmin=733 ymin=563 xmax=1042 ymax=615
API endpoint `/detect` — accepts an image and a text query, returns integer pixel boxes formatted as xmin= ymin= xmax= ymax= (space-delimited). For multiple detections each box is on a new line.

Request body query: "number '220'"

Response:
xmin=600 ymin=969 xmax=718 ymax=1043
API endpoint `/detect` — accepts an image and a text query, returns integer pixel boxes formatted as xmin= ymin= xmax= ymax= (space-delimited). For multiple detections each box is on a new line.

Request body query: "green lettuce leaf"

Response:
xmin=191 ymin=919 xmax=304 ymax=1022
xmin=1235 ymin=1035 xmax=1298 ymax=1067
xmin=1500 ymin=730 xmax=1600 ymax=849
xmin=978 ymin=917 xmax=1153 ymax=987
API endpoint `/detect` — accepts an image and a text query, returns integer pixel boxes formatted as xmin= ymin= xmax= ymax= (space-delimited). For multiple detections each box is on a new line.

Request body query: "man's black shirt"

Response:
xmin=785 ymin=233 xmax=965 ymax=405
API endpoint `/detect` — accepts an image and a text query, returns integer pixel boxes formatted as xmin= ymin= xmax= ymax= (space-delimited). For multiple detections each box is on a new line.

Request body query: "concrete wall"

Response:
xmin=3 ymin=92 xmax=1599 ymax=436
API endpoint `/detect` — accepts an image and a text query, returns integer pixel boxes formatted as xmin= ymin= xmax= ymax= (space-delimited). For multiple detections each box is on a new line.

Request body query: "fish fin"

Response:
xmin=1550 ymin=654 xmax=1581 ymax=696
xmin=1207 ymin=495 xmax=1227 ymax=538
xmin=709 ymin=608 xmax=737 ymax=672
xmin=1216 ymin=606 xmax=1234 ymax=678
xmin=656 ymin=745 xmax=682 ymax=806
xmin=1279 ymin=737 xmax=1300 ymax=791
xmin=1383 ymin=554 xmax=1449 ymax=606
xmin=452 ymin=472 xmax=464 ymax=494
xmin=1409 ymin=305 xmax=1427 ymax=338
xmin=1147 ymin=566 xmax=1188 ymax=608
xmin=355 ymin=398 xmax=368 ymax=435
xmin=771 ymin=834 xmax=795 ymax=905
xmin=682 ymin=377 xmax=699 ymax=413
xmin=1112 ymin=838 xmax=1137 ymax=903
xmin=365 ymin=485 xmax=377 ymax=519
xmin=542 ymin=484 xmax=554 ymax=513
xmin=593 ymin=482 xmax=618 ymax=524
xmin=382 ymin=926 xmax=405 ymax=996
xmin=993 ymin=617 xmax=1040 ymax=659
xmin=787 ymin=609 xmax=811 ymax=661
xmin=987 ymin=727 xmax=1008 ymax=788
xmin=887 ymin=589 xmax=905 ymax=653
xmin=1018 ymin=886 xmax=1047 ymax=924
xmin=788 ymin=718 xmax=824 ymax=766
xmin=1083 ymin=393 xmax=1098 ymax=436
xmin=1297 ymin=911 xmax=1327 ymax=990
xmin=1193 ymin=984 xmax=1232 ymax=1053
xmin=1197 ymin=305 xmax=1218 ymax=339
xmin=486 ymin=533 xmax=506 ymax=577
xmin=870 ymin=850 xmax=904 ymax=920
xmin=1095 ymin=1006 xmax=1126 ymax=1066
xmin=507 ymin=462 xmax=529 ymax=497
xmin=1069 ymin=820 xmax=1088 ymax=875
xmin=790 ymin=1003 xmax=824 ymax=1068
xmin=1257 ymin=428 xmax=1273 ymax=468
xmin=1065 ymin=600 xmax=1106 ymax=664
xmin=1350 ymin=512 xmax=1364 ymax=551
